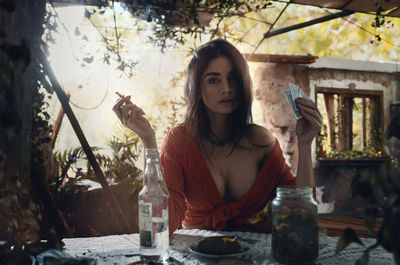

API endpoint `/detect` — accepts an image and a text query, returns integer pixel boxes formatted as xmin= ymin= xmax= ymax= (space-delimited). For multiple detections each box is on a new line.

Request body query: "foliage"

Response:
xmin=50 ymin=93 xmax=185 ymax=194
xmin=319 ymin=148 xmax=383 ymax=160
xmin=51 ymin=130 xmax=142 ymax=193
xmin=0 ymin=2 xmax=54 ymax=264
xmin=316 ymin=122 xmax=383 ymax=160
xmin=0 ymin=39 xmax=30 ymax=140
xmin=335 ymin=114 xmax=400 ymax=265
xmin=315 ymin=99 xmax=383 ymax=160
xmin=114 ymin=0 xmax=272 ymax=51
xmin=0 ymin=174 xmax=40 ymax=248
xmin=0 ymin=80 xmax=67 ymax=263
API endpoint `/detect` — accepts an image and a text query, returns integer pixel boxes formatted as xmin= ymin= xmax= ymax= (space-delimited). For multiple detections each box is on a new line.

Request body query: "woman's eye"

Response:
xmin=207 ymin=78 xmax=219 ymax=84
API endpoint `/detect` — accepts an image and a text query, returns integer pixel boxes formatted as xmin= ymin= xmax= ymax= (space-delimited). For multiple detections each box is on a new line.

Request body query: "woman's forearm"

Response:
xmin=142 ymin=131 xmax=157 ymax=149
xmin=142 ymin=131 xmax=157 ymax=168
xmin=296 ymin=144 xmax=315 ymax=187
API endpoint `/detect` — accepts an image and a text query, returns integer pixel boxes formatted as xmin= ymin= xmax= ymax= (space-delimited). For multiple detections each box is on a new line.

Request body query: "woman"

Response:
xmin=113 ymin=39 xmax=322 ymax=234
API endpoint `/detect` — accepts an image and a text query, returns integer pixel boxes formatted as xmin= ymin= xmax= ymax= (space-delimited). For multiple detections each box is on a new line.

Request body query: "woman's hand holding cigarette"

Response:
xmin=112 ymin=93 xmax=157 ymax=149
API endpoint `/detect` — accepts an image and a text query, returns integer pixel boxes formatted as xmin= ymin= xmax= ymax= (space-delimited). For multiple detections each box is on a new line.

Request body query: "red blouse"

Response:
xmin=160 ymin=124 xmax=295 ymax=234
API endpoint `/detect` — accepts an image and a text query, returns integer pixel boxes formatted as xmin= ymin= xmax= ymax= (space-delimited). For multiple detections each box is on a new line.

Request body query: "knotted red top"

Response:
xmin=160 ymin=124 xmax=296 ymax=234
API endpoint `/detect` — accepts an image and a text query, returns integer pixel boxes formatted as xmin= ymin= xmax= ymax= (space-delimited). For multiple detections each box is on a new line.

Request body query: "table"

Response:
xmin=62 ymin=229 xmax=396 ymax=265
xmin=318 ymin=216 xmax=382 ymax=238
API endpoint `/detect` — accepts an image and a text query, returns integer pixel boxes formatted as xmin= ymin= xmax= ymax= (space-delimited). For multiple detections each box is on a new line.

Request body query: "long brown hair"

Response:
xmin=184 ymin=39 xmax=253 ymax=150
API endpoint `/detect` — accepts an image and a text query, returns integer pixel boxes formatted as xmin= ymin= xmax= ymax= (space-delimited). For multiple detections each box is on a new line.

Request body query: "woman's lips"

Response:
xmin=219 ymin=99 xmax=234 ymax=104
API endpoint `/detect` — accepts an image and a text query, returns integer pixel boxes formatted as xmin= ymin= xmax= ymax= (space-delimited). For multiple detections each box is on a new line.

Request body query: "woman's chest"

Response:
xmin=205 ymin=148 xmax=265 ymax=202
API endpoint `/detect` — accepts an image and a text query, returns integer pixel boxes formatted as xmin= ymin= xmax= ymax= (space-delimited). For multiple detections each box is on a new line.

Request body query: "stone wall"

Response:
xmin=253 ymin=63 xmax=310 ymax=175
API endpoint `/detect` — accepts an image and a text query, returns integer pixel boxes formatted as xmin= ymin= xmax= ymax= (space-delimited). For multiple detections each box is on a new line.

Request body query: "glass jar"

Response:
xmin=272 ymin=186 xmax=318 ymax=265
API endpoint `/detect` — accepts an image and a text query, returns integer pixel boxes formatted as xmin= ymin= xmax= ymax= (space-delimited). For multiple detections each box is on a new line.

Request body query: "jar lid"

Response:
xmin=276 ymin=185 xmax=313 ymax=196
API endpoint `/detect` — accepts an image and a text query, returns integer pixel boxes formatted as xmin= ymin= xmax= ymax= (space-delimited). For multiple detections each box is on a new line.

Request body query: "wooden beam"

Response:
xmin=263 ymin=10 xmax=355 ymax=38
xmin=323 ymin=93 xmax=337 ymax=150
xmin=338 ymin=95 xmax=354 ymax=150
xmin=345 ymin=96 xmax=353 ymax=150
xmin=369 ymin=96 xmax=382 ymax=148
xmin=50 ymin=0 xmax=107 ymax=7
xmin=243 ymin=53 xmax=318 ymax=64
xmin=317 ymin=87 xmax=383 ymax=97
xmin=51 ymin=91 xmax=70 ymax=149
xmin=338 ymin=95 xmax=344 ymax=151
xmin=362 ymin=97 xmax=366 ymax=148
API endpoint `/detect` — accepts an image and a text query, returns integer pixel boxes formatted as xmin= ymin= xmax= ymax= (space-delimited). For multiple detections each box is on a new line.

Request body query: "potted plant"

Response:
xmin=336 ymin=114 xmax=400 ymax=265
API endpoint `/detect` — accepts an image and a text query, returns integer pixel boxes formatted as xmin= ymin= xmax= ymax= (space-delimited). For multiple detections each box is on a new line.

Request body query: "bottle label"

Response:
xmin=139 ymin=201 xmax=152 ymax=247
xmin=140 ymin=230 xmax=152 ymax=247
xmin=139 ymin=202 xmax=152 ymax=218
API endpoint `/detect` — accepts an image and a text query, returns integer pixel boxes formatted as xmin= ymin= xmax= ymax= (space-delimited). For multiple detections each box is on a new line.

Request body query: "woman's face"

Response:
xmin=200 ymin=56 xmax=238 ymax=116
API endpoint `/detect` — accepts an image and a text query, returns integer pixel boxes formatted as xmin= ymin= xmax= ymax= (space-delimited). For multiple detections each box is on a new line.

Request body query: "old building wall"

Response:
xmin=253 ymin=63 xmax=310 ymax=175
xmin=253 ymin=60 xmax=400 ymax=174
xmin=253 ymin=59 xmax=400 ymax=215
xmin=308 ymin=68 xmax=399 ymax=128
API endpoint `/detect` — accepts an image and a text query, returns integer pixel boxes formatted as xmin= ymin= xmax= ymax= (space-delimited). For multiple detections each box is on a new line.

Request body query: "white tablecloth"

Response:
xmin=62 ymin=229 xmax=396 ymax=265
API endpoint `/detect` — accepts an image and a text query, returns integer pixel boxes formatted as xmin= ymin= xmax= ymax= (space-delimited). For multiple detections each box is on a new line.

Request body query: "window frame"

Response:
xmin=315 ymin=87 xmax=384 ymax=156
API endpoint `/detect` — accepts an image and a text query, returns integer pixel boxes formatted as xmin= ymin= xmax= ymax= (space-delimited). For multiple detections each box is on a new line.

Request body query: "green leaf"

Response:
xmin=377 ymin=223 xmax=393 ymax=252
xmin=356 ymin=250 xmax=370 ymax=265
xmin=364 ymin=208 xmax=378 ymax=236
xmin=336 ymin=228 xmax=364 ymax=254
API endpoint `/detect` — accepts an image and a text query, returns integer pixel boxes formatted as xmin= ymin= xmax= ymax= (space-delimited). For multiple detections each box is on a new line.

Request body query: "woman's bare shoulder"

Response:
xmin=249 ymin=124 xmax=276 ymax=150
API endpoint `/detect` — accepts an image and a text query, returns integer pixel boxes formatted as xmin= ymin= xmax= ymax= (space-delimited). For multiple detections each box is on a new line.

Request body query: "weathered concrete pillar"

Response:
xmin=253 ymin=63 xmax=310 ymax=175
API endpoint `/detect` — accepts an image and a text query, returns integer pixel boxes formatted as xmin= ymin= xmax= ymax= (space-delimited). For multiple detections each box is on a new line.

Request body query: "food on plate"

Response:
xmin=196 ymin=236 xmax=241 ymax=255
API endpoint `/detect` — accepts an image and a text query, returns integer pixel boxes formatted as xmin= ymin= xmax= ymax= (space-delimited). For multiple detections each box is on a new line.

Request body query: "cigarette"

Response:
xmin=116 ymin=92 xmax=133 ymax=115
xmin=116 ymin=91 xmax=124 ymax=98
xmin=116 ymin=91 xmax=133 ymax=103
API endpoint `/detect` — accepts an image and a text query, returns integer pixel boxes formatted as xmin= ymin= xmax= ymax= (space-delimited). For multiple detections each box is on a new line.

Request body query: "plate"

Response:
xmin=188 ymin=241 xmax=249 ymax=259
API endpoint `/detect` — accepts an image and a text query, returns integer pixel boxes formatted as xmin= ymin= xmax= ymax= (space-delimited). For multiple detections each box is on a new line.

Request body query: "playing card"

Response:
xmin=289 ymin=83 xmax=301 ymax=112
xmin=284 ymin=89 xmax=302 ymax=119
xmin=297 ymin=86 xmax=309 ymax=100
xmin=285 ymin=82 xmax=308 ymax=119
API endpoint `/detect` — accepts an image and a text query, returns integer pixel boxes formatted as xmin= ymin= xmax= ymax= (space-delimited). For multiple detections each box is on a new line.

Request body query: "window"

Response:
xmin=316 ymin=87 xmax=383 ymax=159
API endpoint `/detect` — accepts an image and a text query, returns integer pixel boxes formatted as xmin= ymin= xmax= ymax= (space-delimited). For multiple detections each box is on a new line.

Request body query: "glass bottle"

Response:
xmin=139 ymin=149 xmax=169 ymax=264
xmin=272 ymin=186 xmax=318 ymax=265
